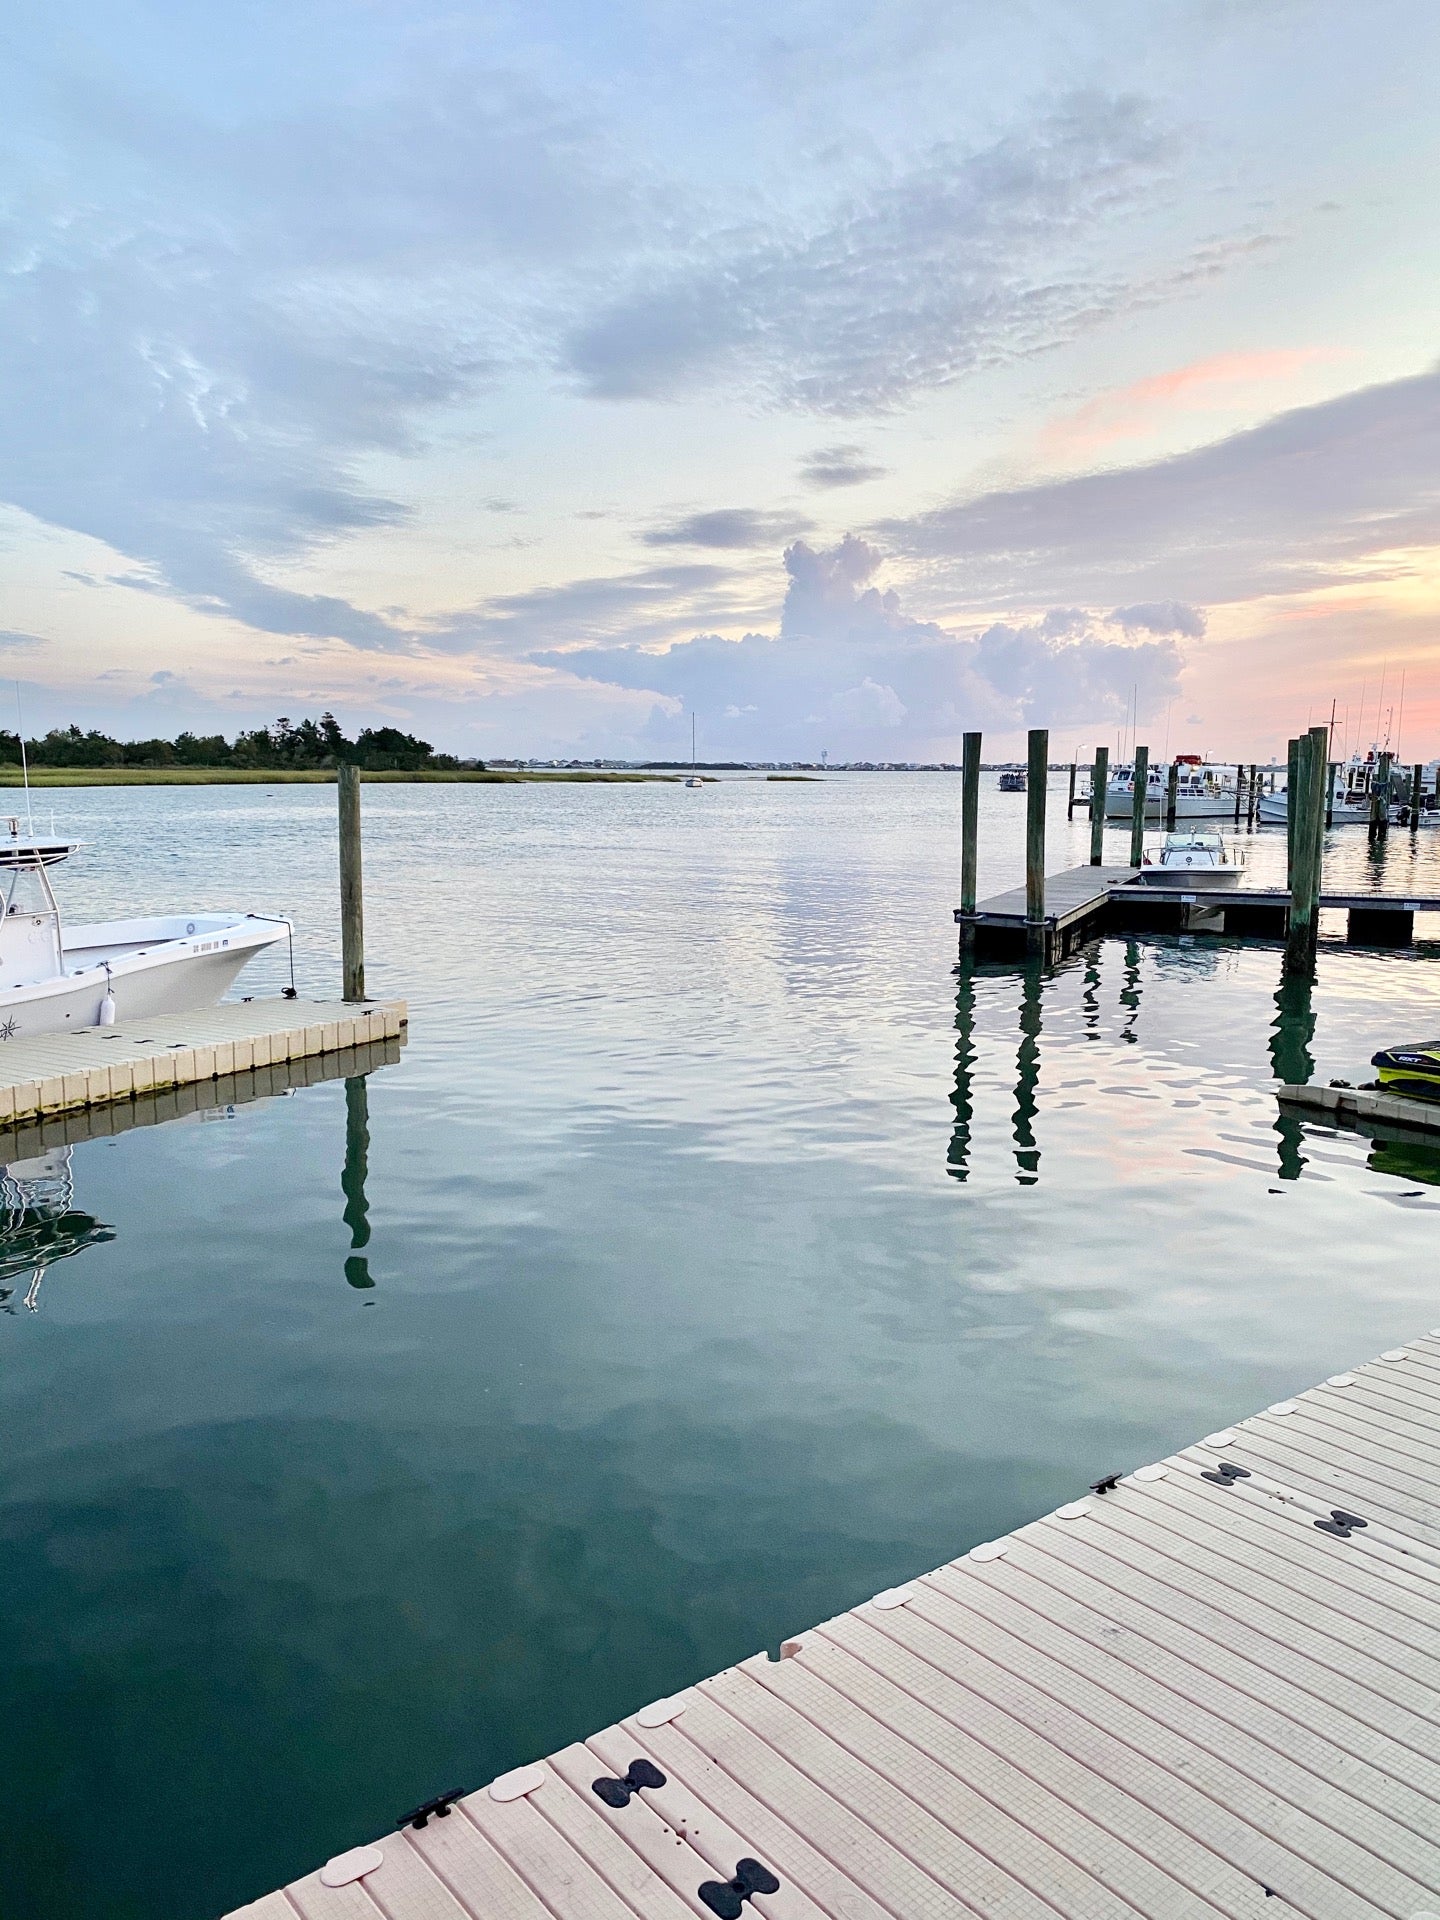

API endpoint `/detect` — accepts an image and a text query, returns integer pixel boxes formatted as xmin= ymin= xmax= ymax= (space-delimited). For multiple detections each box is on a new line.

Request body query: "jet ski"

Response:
xmin=1371 ymin=1041 xmax=1440 ymax=1099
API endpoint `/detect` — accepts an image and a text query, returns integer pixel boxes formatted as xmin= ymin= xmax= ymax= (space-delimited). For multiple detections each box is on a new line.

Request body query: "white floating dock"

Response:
xmin=226 ymin=1333 xmax=1440 ymax=1919
xmin=1280 ymin=1079 xmax=1440 ymax=1135
xmin=0 ymin=997 xmax=406 ymax=1121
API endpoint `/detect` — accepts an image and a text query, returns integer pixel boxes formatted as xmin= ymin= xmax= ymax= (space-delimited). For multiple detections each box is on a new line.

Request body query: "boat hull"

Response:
xmin=0 ymin=915 xmax=285 ymax=1044
xmin=1103 ymin=789 xmax=1236 ymax=819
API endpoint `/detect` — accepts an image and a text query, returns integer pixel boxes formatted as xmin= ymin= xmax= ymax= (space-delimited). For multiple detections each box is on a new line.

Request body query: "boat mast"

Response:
xmin=14 ymin=683 xmax=32 ymax=836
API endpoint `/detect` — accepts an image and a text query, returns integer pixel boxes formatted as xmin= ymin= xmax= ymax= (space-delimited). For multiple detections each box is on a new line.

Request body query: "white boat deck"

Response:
xmin=0 ymin=997 xmax=406 ymax=1120
xmin=226 ymin=1333 xmax=1440 ymax=1920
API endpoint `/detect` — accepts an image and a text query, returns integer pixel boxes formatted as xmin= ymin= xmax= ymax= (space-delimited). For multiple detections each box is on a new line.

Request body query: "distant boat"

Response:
xmin=1105 ymin=758 xmax=1235 ymax=819
xmin=997 ymin=769 xmax=1026 ymax=792
xmin=1256 ymin=748 xmax=1405 ymax=826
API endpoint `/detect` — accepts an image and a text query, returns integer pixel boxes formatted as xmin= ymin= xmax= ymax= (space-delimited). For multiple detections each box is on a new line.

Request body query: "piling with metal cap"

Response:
xmin=1025 ymin=728 xmax=1048 ymax=953
xmin=1128 ymin=744 xmax=1149 ymax=867
xmin=1088 ymin=745 xmax=1109 ymax=865
xmin=338 ymin=761 xmax=365 ymax=1002
xmin=959 ymin=731 xmax=981 ymax=937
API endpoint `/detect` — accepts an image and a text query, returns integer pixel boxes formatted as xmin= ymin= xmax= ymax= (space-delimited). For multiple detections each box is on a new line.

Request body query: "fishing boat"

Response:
xmin=0 ymin=820 xmax=288 ymax=1042
xmin=1255 ymin=749 xmax=1396 ymax=826
xmin=1104 ymin=758 xmax=1236 ymax=819
xmin=1138 ymin=830 xmax=1246 ymax=884
xmin=997 ymin=768 xmax=1026 ymax=792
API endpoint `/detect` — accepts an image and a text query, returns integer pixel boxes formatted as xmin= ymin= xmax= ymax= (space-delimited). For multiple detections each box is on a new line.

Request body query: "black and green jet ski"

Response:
xmin=1371 ymin=1042 xmax=1440 ymax=1098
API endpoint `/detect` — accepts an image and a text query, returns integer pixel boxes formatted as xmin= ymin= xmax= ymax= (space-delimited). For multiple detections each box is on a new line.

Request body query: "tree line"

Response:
xmin=0 ymin=714 xmax=466 ymax=772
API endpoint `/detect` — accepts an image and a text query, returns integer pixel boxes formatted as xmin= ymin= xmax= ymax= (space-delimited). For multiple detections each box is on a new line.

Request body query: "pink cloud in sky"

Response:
xmin=1042 ymin=347 xmax=1348 ymax=459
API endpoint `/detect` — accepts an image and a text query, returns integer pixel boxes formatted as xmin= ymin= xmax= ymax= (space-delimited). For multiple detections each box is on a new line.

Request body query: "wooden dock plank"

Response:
xmin=225 ymin=1337 xmax=1440 ymax=1920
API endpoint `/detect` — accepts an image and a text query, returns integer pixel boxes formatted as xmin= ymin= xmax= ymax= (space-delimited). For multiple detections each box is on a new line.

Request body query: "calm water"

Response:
xmin=4 ymin=775 xmax=1440 ymax=1919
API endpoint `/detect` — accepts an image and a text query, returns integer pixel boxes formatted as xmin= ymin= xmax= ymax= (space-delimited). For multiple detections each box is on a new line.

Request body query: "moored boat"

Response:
xmin=0 ymin=821 xmax=288 ymax=1043
xmin=1104 ymin=758 xmax=1236 ymax=819
xmin=1138 ymin=829 xmax=1245 ymax=884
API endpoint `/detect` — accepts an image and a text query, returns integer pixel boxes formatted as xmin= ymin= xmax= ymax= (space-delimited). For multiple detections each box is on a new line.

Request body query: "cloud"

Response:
xmin=1039 ymin=347 xmax=1345 ymax=456
xmin=641 ymin=508 xmax=811 ymax=550
xmin=0 ymin=629 xmax=47 ymax=649
xmin=799 ymin=445 xmax=889 ymax=490
xmin=877 ymin=363 xmax=1440 ymax=606
xmin=563 ymin=94 xmax=1190 ymax=413
xmin=538 ymin=535 xmax=1183 ymax=756
xmin=1111 ymin=601 xmax=1206 ymax=638
xmin=431 ymin=560 xmax=755 ymax=657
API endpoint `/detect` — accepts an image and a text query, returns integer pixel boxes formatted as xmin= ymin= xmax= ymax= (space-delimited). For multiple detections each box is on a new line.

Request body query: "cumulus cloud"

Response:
xmin=563 ymin=95 xmax=1190 ymax=413
xmin=641 ymin=508 xmax=811 ymax=549
xmin=1111 ymin=601 xmax=1207 ymax=638
xmin=879 ymin=365 xmax=1440 ymax=606
xmin=537 ymin=535 xmax=1184 ymax=756
xmin=799 ymin=445 xmax=890 ymax=490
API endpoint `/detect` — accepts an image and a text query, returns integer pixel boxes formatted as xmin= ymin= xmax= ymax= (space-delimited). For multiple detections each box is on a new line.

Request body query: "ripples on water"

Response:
xmin=3 ymin=775 xmax=1440 ymax=1919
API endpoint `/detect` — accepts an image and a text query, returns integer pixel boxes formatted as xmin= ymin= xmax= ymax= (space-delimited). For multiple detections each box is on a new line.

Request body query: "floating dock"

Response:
xmin=1280 ymin=1079 xmax=1440 ymax=1135
xmin=228 ymin=1332 xmax=1440 ymax=1919
xmin=958 ymin=864 xmax=1440 ymax=961
xmin=0 ymin=997 xmax=406 ymax=1122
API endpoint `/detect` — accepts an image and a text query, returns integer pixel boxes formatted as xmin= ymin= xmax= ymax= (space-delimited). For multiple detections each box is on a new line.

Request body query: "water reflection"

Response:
xmin=0 ymin=1147 xmax=114 ymax=1312
xmin=341 ymin=1077 xmax=374 ymax=1289
xmin=1012 ymin=960 xmax=1043 ymax=1185
xmin=946 ymin=954 xmax=976 ymax=1183
xmin=1269 ymin=964 xmax=1316 ymax=1180
xmin=1118 ymin=939 xmax=1143 ymax=1044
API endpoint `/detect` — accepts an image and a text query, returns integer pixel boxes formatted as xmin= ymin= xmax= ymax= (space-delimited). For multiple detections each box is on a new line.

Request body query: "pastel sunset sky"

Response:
xmin=3 ymin=0 xmax=1439 ymax=761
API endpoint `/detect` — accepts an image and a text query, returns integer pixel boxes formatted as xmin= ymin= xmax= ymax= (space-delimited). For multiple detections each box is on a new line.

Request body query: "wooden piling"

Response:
xmin=1370 ymin=749 xmax=1393 ymax=839
xmin=338 ymin=761 xmax=365 ymax=1002
xmin=1247 ymin=764 xmax=1258 ymax=828
xmin=1325 ymin=762 xmax=1337 ymax=830
xmin=1233 ymin=764 xmax=1243 ymax=826
xmin=1088 ymin=745 xmax=1108 ymax=866
xmin=1285 ymin=725 xmax=1328 ymax=974
xmin=1165 ymin=759 xmax=1178 ymax=830
xmin=959 ymin=731 xmax=981 ymax=931
xmin=1285 ymin=736 xmax=1299 ymax=883
xmin=1025 ymin=727 xmax=1048 ymax=950
xmin=1128 ymin=744 xmax=1149 ymax=867
xmin=1066 ymin=760 xmax=1077 ymax=820
xmin=1411 ymin=759 xmax=1424 ymax=831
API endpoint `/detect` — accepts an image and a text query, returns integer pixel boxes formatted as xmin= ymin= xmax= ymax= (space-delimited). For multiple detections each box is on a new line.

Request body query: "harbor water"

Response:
xmin=3 ymin=774 xmax=1440 ymax=1920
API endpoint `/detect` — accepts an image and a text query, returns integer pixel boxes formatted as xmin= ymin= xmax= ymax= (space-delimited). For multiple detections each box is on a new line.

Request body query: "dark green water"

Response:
xmin=2 ymin=777 xmax=1440 ymax=1919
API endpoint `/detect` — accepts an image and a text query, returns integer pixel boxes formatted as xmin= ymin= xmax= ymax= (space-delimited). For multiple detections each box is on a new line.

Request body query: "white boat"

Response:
xmin=1104 ymin=760 xmax=1236 ymax=819
xmin=1138 ymin=830 xmax=1245 ymax=885
xmin=1255 ymin=749 xmax=1402 ymax=826
xmin=0 ymin=822 xmax=288 ymax=1043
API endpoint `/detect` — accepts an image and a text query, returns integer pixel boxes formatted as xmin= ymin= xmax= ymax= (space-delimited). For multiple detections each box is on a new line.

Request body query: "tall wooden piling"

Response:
xmin=1247 ymin=764 xmax=1258 ymax=828
xmin=1233 ymin=764 xmax=1243 ymax=826
xmin=1285 ymin=737 xmax=1299 ymax=883
xmin=338 ymin=761 xmax=365 ymax=1002
xmin=1370 ymin=750 xmax=1393 ymax=840
xmin=1025 ymin=728 xmax=1048 ymax=951
xmin=1411 ymin=760 xmax=1424 ymax=831
xmin=959 ymin=731 xmax=981 ymax=935
xmin=1066 ymin=760 xmax=1077 ymax=820
xmin=1285 ymin=725 xmax=1328 ymax=974
xmin=1165 ymin=759 xmax=1179 ymax=830
xmin=1325 ymin=762 xmax=1337 ymax=829
xmin=1128 ymin=744 xmax=1149 ymax=867
xmin=1089 ymin=745 xmax=1109 ymax=865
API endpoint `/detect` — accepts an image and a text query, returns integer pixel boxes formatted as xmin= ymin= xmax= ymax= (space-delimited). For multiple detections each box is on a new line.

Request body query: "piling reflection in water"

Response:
xmin=341 ymin=1076 xmax=374 ymax=1289
xmin=947 ymin=953 xmax=976 ymax=1182
xmin=1012 ymin=959 xmax=1043 ymax=1185
xmin=1269 ymin=963 xmax=1316 ymax=1180
xmin=1118 ymin=938 xmax=1143 ymax=1044
xmin=0 ymin=1146 xmax=115 ymax=1312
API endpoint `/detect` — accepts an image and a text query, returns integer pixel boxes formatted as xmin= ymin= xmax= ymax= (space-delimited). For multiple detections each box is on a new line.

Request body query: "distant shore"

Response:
xmin=0 ymin=767 xmax=671 ymax=787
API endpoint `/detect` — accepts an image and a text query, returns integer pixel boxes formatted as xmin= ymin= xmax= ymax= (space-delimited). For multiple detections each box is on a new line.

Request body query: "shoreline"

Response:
xmin=0 ymin=767 xmax=672 ymax=786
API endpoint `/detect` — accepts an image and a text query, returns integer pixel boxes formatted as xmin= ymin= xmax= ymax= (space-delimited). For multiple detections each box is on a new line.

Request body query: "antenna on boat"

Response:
xmin=14 ymin=683 xmax=32 ymax=837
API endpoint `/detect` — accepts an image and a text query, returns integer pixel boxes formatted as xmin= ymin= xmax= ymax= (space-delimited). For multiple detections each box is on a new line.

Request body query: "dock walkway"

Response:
xmin=959 ymin=865 xmax=1440 ymax=960
xmin=228 ymin=1332 xmax=1440 ymax=1919
xmin=0 ymin=997 xmax=406 ymax=1121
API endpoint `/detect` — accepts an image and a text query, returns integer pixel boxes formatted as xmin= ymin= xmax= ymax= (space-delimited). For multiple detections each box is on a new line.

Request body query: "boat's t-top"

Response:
xmin=0 ymin=816 xmax=79 ymax=870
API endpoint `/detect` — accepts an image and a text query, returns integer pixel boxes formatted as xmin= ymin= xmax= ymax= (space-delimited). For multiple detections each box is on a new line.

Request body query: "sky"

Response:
xmin=3 ymin=0 xmax=1440 ymax=762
